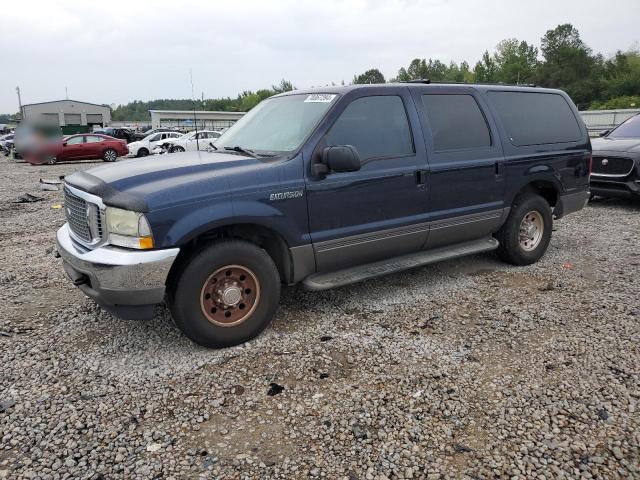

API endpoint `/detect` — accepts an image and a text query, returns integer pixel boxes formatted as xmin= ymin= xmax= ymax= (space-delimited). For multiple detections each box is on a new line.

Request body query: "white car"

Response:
xmin=127 ymin=131 xmax=182 ymax=157
xmin=164 ymin=130 xmax=221 ymax=153
xmin=0 ymin=133 xmax=14 ymax=147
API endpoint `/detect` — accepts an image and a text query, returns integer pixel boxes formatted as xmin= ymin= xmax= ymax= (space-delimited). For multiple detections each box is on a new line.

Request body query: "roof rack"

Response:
xmin=401 ymin=79 xmax=431 ymax=84
xmin=400 ymin=79 xmax=538 ymax=88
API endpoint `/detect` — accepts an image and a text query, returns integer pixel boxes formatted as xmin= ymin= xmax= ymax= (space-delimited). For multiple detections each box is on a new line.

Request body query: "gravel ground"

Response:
xmin=0 ymin=154 xmax=639 ymax=480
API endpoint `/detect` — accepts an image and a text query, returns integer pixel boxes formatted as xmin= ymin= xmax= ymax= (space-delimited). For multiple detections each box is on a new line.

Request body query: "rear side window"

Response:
xmin=488 ymin=91 xmax=581 ymax=146
xmin=421 ymin=94 xmax=491 ymax=151
xmin=325 ymin=96 xmax=414 ymax=160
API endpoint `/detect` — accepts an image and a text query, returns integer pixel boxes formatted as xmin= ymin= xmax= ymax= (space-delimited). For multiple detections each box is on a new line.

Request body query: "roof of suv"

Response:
xmin=277 ymin=82 xmax=563 ymax=97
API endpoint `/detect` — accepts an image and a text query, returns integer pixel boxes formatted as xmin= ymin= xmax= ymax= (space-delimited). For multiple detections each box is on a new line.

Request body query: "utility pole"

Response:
xmin=65 ymin=86 xmax=69 ymax=100
xmin=190 ymin=69 xmax=199 ymax=150
xmin=16 ymin=86 xmax=23 ymax=120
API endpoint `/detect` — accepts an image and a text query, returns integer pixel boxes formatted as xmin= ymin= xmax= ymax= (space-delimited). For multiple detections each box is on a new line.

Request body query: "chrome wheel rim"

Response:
xmin=200 ymin=265 xmax=260 ymax=327
xmin=46 ymin=155 xmax=57 ymax=165
xmin=105 ymin=150 xmax=116 ymax=161
xmin=519 ymin=210 xmax=544 ymax=251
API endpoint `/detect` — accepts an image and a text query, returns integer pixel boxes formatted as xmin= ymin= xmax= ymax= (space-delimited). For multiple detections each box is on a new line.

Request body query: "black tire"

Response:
xmin=45 ymin=155 xmax=57 ymax=165
xmin=169 ymin=240 xmax=281 ymax=348
xmin=171 ymin=146 xmax=185 ymax=153
xmin=495 ymin=192 xmax=552 ymax=266
xmin=137 ymin=148 xmax=149 ymax=157
xmin=103 ymin=148 xmax=118 ymax=162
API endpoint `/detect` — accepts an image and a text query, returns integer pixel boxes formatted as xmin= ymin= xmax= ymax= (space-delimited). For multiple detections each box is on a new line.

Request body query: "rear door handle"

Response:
xmin=495 ymin=161 xmax=505 ymax=177
xmin=415 ymin=169 xmax=428 ymax=190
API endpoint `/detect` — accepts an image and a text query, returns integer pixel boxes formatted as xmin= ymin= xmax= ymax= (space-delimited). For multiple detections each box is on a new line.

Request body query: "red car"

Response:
xmin=26 ymin=134 xmax=128 ymax=165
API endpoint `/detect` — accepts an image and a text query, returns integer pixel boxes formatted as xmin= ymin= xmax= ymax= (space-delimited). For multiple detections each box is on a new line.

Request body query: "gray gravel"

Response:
xmin=1 ymin=154 xmax=639 ymax=479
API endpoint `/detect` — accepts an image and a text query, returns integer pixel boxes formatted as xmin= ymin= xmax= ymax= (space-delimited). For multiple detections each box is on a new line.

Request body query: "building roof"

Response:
xmin=148 ymin=110 xmax=245 ymax=116
xmin=22 ymin=99 xmax=110 ymax=109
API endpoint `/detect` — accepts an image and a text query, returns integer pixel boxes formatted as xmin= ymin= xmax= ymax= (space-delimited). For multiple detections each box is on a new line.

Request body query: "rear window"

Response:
xmin=488 ymin=91 xmax=581 ymax=146
xmin=422 ymin=94 xmax=491 ymax=151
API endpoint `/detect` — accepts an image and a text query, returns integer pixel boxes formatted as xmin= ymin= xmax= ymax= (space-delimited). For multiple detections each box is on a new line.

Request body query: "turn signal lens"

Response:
xmin=139 ymin=236 xmax=154 ymax=249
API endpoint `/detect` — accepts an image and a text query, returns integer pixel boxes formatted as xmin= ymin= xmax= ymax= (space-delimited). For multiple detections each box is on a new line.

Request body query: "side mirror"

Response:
xmin=322 ymin=145 xmax=361 ymax=173
xmin=62 ymin=142 xmax=67 ymax=147
xmin=599 ymin=130 xmax=609 ymax=137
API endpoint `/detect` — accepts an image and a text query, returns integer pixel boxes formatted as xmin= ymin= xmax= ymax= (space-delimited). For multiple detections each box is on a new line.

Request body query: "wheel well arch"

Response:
xmin=517 ymin=180 xmax=559 ymax=207
xmin=167 ymin=223 xmax=293 ymax=288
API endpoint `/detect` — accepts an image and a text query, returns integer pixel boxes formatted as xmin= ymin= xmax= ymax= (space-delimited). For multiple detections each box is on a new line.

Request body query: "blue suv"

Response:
xmin=56 ymin=83 xmax=591 ymax=348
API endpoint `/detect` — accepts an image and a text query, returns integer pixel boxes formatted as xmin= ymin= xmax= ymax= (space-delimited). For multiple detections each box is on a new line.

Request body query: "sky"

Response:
xmin=1 ymin=0 xmax=638 ymax=113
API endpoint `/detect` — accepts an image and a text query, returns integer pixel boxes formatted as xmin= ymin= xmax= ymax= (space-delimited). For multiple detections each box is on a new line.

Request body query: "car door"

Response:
xmin=305 ymin=89 xmax=430 ymax=272
xmin=62 ymin=135 xmax=86 ymax=160
xmin=84 ymin=135 xmax=104 ymax=158
xmin=411 ymin=87 xmax=506 ymax=248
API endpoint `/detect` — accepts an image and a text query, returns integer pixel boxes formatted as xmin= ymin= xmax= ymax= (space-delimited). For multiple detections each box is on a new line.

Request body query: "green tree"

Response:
xmin=536 ymin=23 xmax=602 ymax=108
xmin=352 ymin=68 xmax=386 ymax=84
xmin=493 ymin=39 xmax=539 ymax=84
xmin=474 ymin=51 xmax=499 ymax=83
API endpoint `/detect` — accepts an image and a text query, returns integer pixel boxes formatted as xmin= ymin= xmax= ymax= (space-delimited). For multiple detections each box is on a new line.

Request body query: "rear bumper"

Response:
xmin=56 ymin=224 xmax=179 ymax=319
xmin=554 ymin=190 xmax=589 ymax=219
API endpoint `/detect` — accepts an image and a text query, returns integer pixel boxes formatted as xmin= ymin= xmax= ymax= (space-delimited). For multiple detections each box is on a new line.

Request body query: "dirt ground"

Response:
xmin=0 ymin=154 xmax=638 ymax=479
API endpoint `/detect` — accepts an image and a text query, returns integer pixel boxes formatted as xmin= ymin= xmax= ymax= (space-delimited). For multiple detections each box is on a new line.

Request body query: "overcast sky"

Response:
xmin=1 ymin=0 xmax=638 ymax=112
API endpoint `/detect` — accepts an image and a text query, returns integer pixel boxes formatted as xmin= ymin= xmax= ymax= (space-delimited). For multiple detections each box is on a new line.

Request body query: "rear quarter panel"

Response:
xmin=477 ymin=88 xmax=591 ymax=204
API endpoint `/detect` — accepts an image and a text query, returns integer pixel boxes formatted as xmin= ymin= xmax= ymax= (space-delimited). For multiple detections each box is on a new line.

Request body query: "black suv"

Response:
xmin=590 ymin=113 xmax=640 ymax=199
xmin=94 ymin=127 xmax=135 ymax=143
xmin=56 ymin=83 xmax=590 ymax=348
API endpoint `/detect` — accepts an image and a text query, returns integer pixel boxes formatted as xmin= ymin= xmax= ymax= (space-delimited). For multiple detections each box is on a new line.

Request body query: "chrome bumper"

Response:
xmin=56 ymin=224 xmax=179 ymax=318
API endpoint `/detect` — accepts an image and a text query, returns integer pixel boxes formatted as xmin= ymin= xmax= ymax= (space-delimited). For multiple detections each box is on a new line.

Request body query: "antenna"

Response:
xmin=65 ymin=86 xmax=69 ymax=100
xmin=190 ymin=69 xmax=199 ymax=151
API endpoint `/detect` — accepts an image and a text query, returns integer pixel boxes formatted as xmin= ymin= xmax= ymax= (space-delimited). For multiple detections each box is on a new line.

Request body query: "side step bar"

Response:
xmin=303 ymin=237 xmax=499 ymax=291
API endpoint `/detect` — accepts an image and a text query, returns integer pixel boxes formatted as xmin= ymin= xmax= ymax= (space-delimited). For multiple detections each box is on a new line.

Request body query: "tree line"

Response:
xmin=354 ymin=24 xmax=639 ymax=111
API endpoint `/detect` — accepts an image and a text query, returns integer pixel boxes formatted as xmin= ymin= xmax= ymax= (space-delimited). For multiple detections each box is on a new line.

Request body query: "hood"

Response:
xmin=65 ymin=150 xmax=267 ymax=211
xmin=591 ymin=137 xmax=640 ymax=154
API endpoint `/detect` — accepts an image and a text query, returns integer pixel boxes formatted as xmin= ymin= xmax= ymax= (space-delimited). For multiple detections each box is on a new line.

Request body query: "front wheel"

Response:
xmin=103 ymin=148 xmax=117 ymax=162
xmin=495 ymin=192 xmax=552 ymax=265
xmin=170 ymin=146 xmax=185 ymax=153
xmin=169 ymin=240 xmax=281 ymax=348
xmin=137 ymin=148 xmax=149 ymax=157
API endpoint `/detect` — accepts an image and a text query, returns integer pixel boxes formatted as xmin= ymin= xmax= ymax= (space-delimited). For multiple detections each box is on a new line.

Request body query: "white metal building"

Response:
xmin=149 ymin=110 xmax=245 ymax=130
xmin=21 ymin=100 xmax=111 ymax=133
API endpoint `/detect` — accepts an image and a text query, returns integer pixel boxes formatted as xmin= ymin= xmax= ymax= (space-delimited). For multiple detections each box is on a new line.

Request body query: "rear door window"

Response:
xmin=421 ymin=94 xmax=491 ymax=151
xmin=488 ymin=91 xmax=582 ymax=146
xmin=325 ymin=95 xmax=414 ymax=160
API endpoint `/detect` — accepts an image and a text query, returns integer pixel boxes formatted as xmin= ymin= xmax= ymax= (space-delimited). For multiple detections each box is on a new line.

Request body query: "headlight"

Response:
xmin=105 ymin=207 xmax=154 ymax=249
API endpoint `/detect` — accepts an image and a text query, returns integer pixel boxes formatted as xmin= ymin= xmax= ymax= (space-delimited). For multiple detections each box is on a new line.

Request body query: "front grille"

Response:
xmin=64 ymin=187 xmax=103 ymax=244
xmin=592 ymin=156 xmax=635 ymax=177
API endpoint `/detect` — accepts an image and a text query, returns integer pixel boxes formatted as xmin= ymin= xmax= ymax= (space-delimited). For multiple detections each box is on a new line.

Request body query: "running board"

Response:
xmin=303 ymin=237 xmax=499 ymax=291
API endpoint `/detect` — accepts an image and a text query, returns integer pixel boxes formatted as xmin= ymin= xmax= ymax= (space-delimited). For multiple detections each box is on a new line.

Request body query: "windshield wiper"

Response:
xmin=224 ymin=146 xmax=257 ymax=158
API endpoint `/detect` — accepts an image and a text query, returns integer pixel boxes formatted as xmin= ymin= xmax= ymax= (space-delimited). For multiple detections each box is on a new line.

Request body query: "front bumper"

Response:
xmin=56 ymin=224 xmax=179 ymax=319
xmin=590 ymin=178 xmax=640 ymax=199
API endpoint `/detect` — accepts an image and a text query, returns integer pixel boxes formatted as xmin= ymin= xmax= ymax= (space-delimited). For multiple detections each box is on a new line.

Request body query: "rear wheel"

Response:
xmin=45 ymin=155 xmax=57 ymax=165
xmin=170 ymin=240 xmax=281 ymax=348
xmin=137 ymin=148 xmax=149 ymax=157
xmin=171 ymin=146 xmax=185 ymax=153
xmin=103 ymin=148 xmax=117 ymax=162
xmin=495 ymin=192 xmax=552 ymax=265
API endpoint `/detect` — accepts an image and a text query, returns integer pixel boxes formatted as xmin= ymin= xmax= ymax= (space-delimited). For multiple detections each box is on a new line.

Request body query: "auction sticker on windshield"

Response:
xmin=304 ymin=94 xmax=337 ymax=103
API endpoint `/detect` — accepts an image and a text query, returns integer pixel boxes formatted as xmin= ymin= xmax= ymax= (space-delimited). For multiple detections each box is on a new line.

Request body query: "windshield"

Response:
xmin=216 ymin=93 xmax=338 ymax=155
xmin=608 ymin=114 xmax=640 ymax=139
